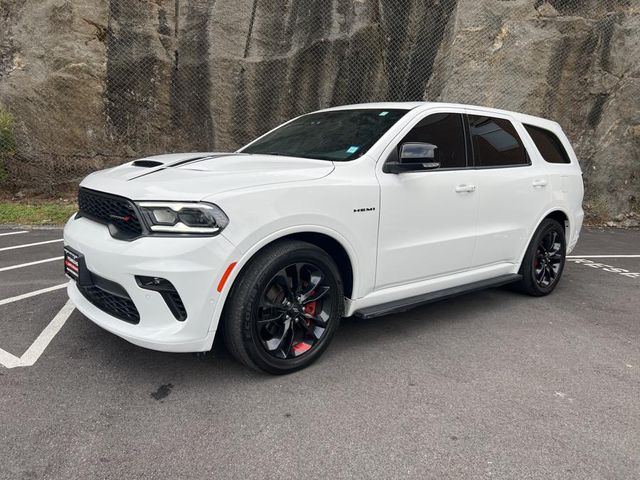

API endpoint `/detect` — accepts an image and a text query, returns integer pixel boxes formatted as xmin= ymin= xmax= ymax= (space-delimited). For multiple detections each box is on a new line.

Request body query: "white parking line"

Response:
xmin=567 ymin=255 xmax=640 ymax=259
xmin=568 ymin=258 xmax=640 ymax=279
xmin=0 ymin=300 xmax=75 ymax=369
xmin=0 ymin=283 xmax=67 ymax=307
xmin=0 ymin=256 xmax=64 ymax=273
xmin=0 ymin=238 xmax=63 ymax=252
xmin=0 ymin=230 xmax=28 ymax=237
xmin=0 ymin=348 xmax=20 ymax=368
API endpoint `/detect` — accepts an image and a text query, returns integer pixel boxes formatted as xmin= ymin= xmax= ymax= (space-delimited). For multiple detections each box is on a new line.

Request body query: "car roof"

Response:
xmin=320 ymin=102 xmax=426 ymax=111
xmin=318 ymin=101 xmax=559 ymax=129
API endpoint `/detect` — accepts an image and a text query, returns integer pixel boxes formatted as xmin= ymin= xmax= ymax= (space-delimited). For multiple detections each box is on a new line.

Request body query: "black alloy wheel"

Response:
xmin=516 ymin=218 xmax=566 ymax=296
xmin=534 ymin=230 xmax=563 ymax=288
xmin=223 ymin=240 xmax=343 ymax=374
xmin=256 ymin=262 xmax=334 ymax=359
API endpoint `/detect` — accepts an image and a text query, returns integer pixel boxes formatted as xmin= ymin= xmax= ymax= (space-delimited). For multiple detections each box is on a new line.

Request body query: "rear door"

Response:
xmin=375 ymin=108 xmax=478 ymax=289
xmin=466 ymin=111 xmax=552 ymax=267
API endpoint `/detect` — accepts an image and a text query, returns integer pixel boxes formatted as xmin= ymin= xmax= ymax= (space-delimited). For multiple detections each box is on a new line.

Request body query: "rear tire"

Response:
xmin=515 ymin=218 xmax=566 ymax=296
xmin=223 ymin=240 xmax=343 ymax=374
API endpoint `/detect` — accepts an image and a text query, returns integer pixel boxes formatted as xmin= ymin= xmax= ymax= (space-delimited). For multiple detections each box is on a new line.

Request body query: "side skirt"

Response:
xmin=353 ymin=274 xmax=522 ymax=319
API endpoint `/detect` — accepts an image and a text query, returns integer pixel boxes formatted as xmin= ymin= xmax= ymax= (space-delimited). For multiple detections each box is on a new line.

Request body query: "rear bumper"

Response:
xmin=568 ymin=208 xmax=584 ymax=254
xmin=64 ymin=215 xmax=235 ymax=352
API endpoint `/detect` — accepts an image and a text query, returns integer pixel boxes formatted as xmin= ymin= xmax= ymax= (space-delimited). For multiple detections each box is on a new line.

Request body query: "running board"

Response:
xmin=354 ymin=274 xmax=522 ymax=320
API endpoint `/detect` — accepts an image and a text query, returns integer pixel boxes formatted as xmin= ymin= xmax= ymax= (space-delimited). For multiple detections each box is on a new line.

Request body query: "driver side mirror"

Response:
xmin=384 ymin=142 xmax=441 ymax=174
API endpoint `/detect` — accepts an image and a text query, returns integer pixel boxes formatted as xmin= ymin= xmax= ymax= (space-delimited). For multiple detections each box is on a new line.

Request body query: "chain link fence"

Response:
xmin=0 ymin=0 xmax=637 ymax=217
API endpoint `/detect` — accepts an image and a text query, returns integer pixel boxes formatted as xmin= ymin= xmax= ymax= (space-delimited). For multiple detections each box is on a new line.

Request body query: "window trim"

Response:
xmin=465 ymin=114 xmax=532 ymax=170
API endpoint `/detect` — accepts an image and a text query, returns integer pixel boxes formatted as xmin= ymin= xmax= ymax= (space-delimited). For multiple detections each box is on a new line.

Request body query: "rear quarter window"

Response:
xmin=524 ymin=124 xmax=571 ymax=164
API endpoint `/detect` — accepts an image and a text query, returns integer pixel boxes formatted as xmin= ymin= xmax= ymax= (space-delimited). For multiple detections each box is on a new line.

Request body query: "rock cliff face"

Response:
xmin=426 ymin=0 xmax=639 ymax=221
xmin=0 ymin=0 xmax=638 ymax=219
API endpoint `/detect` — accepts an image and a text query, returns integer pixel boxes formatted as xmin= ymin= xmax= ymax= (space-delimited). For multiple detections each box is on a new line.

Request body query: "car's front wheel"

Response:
xmin=516 ymin=218 xmax=567 ymax=296
xmin=223 ymin=240 xmax=344 ymax=374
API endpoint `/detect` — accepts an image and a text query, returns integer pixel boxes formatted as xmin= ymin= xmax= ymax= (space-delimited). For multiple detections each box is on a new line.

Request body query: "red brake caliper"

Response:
xmin=304 ymin=301 xmax=316 ymax=316
xmin=291 ymin=297 xmax=317 ymax=356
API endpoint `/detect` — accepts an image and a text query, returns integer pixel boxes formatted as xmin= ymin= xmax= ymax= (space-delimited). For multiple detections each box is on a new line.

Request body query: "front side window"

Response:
xmin=242 ymin=109 xmax=407 ymax=161
xmin=399 ymin=113 xmax=467 ymax=168
xmin=468 ymin=115 xmax=529 ymax=167
xmin=524 ymin=124 xmax=571 ymax=164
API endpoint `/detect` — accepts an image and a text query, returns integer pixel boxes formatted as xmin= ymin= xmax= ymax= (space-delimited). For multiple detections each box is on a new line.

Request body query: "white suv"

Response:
xmin=63 ymin=102 xmax=584 ymax=373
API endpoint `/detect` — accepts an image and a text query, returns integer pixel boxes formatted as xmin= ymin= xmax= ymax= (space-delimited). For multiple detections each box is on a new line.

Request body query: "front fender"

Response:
xmin=209 ymin=224 xmax=361 ymax=335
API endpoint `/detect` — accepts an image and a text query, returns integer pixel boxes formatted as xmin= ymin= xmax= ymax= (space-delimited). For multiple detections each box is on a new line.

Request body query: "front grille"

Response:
xmin=79 ymin=275 xmax=140 ymax=324
xmin=78 ymin=188 xmax=143 ymax=238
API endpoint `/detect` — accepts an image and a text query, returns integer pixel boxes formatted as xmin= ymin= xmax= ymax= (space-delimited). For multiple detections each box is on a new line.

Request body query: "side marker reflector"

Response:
xmin=217 ymin=262 xmax=237 ymax=293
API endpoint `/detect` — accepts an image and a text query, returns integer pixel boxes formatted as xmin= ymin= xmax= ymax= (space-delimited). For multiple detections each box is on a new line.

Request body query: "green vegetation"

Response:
xmin=0 ymin=107 xmax=17 ymax=182
xmin=0 ymin=108 xmax=76 ymax=225
xmin=0 ymin=201 xmax=77 ymax=225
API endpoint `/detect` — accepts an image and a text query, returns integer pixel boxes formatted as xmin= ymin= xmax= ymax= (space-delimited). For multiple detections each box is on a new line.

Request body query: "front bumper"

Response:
xmin=64 ymin=216 xmax=235 ymax=352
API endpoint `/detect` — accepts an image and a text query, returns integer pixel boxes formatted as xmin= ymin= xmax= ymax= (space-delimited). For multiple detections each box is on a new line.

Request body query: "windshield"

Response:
xmin=241 ymin=109 xmax=408 ymax=161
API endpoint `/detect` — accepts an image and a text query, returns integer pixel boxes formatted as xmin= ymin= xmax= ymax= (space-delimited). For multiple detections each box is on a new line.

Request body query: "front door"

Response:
xmin=375 ymin=110 xmax=478 ymax=289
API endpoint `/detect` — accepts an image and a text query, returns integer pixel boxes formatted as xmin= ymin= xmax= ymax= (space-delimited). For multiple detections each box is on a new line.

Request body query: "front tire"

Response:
xmin=515 ymin=218 xmax=566 ymax=296
xmin=223 ymin=240 xmax=344 ymax=374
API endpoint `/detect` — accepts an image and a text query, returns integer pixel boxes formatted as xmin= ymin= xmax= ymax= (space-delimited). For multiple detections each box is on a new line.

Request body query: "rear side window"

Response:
xmin=524 ymin=124 xmax=571 ymax=164
xmin=468 ymin=115 xmax=529 ymax=167
xmin=400 ymin=113 xmax=467 ymax=168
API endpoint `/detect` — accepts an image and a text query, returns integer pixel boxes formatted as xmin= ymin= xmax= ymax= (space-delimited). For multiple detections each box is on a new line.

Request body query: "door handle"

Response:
xmin=532 ymin=179 xmax=548 ymax=188
xmin=455 ymin=184 xmax=476 ymax=193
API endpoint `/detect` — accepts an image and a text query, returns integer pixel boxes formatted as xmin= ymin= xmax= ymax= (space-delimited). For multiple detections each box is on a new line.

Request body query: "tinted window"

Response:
xmin=524 ymin=124 xmax=571 ymax=164
xmin=468 ymin=115 xmax=529 ymax=167
xmin=242 ymin=109 xmax=407 ymax=161
xmin=400 ymin=113 xmax=467 ymax=168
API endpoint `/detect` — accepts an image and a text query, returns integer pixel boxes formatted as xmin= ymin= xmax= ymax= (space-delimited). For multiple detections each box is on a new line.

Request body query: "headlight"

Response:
xmin=136 ymin=202 xmax=229 ymax=235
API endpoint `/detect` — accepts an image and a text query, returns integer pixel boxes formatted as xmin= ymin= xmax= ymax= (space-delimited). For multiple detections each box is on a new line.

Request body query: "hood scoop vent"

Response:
xmin=132 ymin=160 xmax=163 ymax=168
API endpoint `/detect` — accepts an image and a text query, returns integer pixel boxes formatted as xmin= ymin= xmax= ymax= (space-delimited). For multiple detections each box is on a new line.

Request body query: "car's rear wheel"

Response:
xmin=223 ymin=240 xmax=343 ymax=374
xmin=516 ymin=218 xmax=566 ymax=296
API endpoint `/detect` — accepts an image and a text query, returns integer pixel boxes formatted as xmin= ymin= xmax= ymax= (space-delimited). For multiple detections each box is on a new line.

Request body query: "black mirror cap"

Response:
xmin=383 ymin=161 xmax=441 ymax=174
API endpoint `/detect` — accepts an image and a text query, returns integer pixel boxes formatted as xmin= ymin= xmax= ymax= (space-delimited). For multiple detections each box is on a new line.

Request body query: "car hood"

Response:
xmin=79 ymin=152 xmax=335 ymax=201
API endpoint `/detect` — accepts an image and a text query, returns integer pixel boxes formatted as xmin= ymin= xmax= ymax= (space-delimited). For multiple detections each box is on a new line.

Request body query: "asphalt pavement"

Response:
xmin=0 ymin=226 xmax=638 ymax=479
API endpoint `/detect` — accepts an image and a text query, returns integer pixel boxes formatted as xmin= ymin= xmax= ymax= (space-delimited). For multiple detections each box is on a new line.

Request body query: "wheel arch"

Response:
xmin=517 ymin=208 xmax=570 ymax=268
xmin=544 ymin=210 xmax=570 ymax=235
xmin=209 ymin=226 xmax=358 ymax=339
xmin=282 ymin=232 xmax=354 ymax=298
xmin=229 ymin=231 xmax=355 ymax=299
